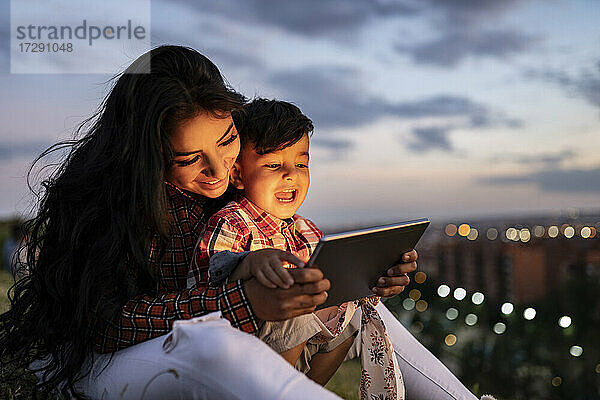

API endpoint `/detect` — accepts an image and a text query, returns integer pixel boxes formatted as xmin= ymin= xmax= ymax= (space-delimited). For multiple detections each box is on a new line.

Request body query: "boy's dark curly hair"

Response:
xmin=233 ymin=98 xmax=313 ymax=155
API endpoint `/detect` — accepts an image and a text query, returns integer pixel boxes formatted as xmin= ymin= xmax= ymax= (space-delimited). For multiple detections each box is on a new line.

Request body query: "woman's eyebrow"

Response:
xmin=174 ymin=122 xmax=234 ymax=156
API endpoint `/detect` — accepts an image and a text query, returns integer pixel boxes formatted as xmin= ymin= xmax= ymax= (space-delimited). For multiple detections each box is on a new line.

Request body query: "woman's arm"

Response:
xmin=93 ymin=280 xmax=257 ymax=353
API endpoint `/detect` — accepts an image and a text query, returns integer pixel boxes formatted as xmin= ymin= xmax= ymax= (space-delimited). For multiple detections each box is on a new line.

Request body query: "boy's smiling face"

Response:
xmin=231 ymin=134 xmax=310 ymax=219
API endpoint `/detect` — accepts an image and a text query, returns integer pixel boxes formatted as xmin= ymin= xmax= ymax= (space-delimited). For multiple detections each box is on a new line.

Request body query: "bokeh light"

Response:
xmin=437 ymin=284 xmax=451 ymax=297
xmin=445 ymin=224 xmax=457 ymax=236
xmin=493 ymin=322 xmax=506 ymax=334
xmin=486 ymin=227 xmax=498 ymax=240
xmin=465 ymin=313 xmax=478 ymax=326
xmin=446 ymin=308 xmax=459 ymax=320
xmin=570 ymin=346 xmax=583 ymax=357
xmin=533 ymin=225 xmax=545 ymax=237
xmin=548 ymin=226 xmax=559 ymax=238
xmin=471 ymin=292 xmax=485 ymax=305
xmin=595 ymin=364 xmax=600 ymax=374
xmin=558 ymin=316 xmax=572 ymax=328
xmin=458 ymin=223 xmax=471 ymax=237
xmin=501 ymin=302 xmax=514 ymax=315
xmin=519 ymin=228 xmax=531 ymax=242
xmin=445 ymin=334 xmax=457 ymax=346
xmin=409 ymin=289 xmax=421 ymax=301
xmin=403 ymin=298 xmax=415 ymax=311
xmin=505 ymin=227 xmax=518 ymax=241
xmin=416 ymin=300 xmax=428 ymax=312
xmin=454 ymin=287 xmax=467 ymax=300
xmin=414 ymin=271 xmax=427 ymax=284
xmin=551 ymin=376 xmax=562 ymax=387
xmin=411 ymin=321 xmax=424 ymax=333
xmin=564 ymin=226 xmax=575 ymax=238
xmin=524 ymin=308 xmax=537 ymax=320
xmin=581 ymin=227 xmax=591 ymax=239
xmin=467 ymin=228 xmax=478 ymax=241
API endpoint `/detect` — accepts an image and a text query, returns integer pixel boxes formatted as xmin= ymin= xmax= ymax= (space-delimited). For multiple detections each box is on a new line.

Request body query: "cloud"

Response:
xmin=170 ymin=0 xmax=419 ymax=37
xmin=491 ymin=149 xmax=577 ymax=167
xmin=401 ymin=29 xmax=539 ymax=67
xmin=311 ymin=137 xmax=354 ymax=151
xmin=0 ymin=141 xmax=52 ymax=161
xmin=269 ymin=67 xmax=518 ymax=130
xmin=407 ymin=126 xmax=454 ymax=152
xmin=478 ymin=167 xmax=600 ymax=193
xmin=525 ymin=62 xmax=600 ymax=112
xmin=394 ymin=0 xmax=540 ymax=67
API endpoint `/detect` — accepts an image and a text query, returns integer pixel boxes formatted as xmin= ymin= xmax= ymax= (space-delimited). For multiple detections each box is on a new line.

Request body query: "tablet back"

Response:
xmin=306 ymin=218 xmax=430 ymax=308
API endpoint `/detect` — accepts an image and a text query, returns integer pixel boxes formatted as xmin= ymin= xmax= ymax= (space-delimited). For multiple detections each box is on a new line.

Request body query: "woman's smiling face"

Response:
xmin=166 ymin=113 xmax=241 ymax=198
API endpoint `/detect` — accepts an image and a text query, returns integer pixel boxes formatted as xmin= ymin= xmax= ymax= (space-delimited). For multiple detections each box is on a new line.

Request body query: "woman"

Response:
xmin=0 ymin=46 xmax=476 ymax=399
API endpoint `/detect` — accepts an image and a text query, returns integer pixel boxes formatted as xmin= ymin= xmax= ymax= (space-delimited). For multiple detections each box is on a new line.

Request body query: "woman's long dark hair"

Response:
xmin=0 ymin=45 xmax=244 ymax=397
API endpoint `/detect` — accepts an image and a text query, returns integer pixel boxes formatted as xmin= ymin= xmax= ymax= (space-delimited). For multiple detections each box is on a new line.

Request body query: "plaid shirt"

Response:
xmin=188 ymin=196 xmax=323 ymax=287
xmin=93 ymin=183 xmax=258 ymax=354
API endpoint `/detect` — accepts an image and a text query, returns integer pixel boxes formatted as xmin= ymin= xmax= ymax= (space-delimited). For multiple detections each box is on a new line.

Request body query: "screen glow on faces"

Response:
xmin=232 ymin=134 xmax=310 ymax=219
xmin=166 ymin=113 xmax=240 ymax=198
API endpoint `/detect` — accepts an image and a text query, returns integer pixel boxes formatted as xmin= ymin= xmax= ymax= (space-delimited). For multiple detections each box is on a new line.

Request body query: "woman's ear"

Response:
xmin=229 ymin=162 xmax=244 ymax=190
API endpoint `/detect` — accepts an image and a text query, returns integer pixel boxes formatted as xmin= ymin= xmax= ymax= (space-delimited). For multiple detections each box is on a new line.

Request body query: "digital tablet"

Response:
xmin=305 ymin=218 xmax=430 ymax=309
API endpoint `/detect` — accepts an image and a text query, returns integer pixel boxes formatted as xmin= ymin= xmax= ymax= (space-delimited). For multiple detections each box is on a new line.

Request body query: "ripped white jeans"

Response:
xmin=74 ymin=304 xmax=478 ymax=400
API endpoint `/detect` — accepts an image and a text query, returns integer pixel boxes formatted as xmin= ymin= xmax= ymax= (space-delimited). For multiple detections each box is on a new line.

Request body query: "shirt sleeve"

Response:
xmin=188 ymin=213 xmax=251 ymax=288
xmin=93 ymin=280 xmax=258 ymax=353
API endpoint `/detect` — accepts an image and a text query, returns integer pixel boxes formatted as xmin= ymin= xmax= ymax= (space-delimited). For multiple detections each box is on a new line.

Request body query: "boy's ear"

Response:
xmin=229 ymin=162 xmax=245 ymax=190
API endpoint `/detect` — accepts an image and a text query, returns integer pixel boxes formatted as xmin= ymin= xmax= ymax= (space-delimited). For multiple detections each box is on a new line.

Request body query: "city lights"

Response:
xmin=465 ymin=313 xmax=478 ymax=326
xmin=493 ymin=322 xmax=506 ymax=334
xmin=458 ymin=223 xmax=471 ymax=237
xmin=471 ymin=292 xmax=485 ymax=305
xmin=548 ymin=225 xmax=559 ymax=238
xmin=564 ymin=226 xmax=575 ymax=238
xmin=437 ymin=284 xmax=451 ymax=297
xmin=446 ymin=308 xmax=459 ymax=320
xmin=416 ymin=300 xmax=428 ymax=312
xmin=506 ymin=227 xmax=518 ymax=241
xmin=533 ymin=225 xmax=545 ymax=237
xmin=523 ymin=308 xmax=537 ymax=320
xmin=445 ymin=334 xmax=457 ymax=346
xmin=581 ymin=226 xmax=591 ymax=239
xmin=445 ymin=224 xmax=457 ymax=236
xmin=454 ymin=287 xmax=467 ymax=300
xmin=486 ymin=227 xmax=498 ymax=240
xmin=414 ymin=271 xmax=427 ymax=284
xmin=570 ymin=345 xmax=583 ymax=357
xmin=409 ymin=289 xmax=421 ymax=301
xmin=403 ymin=298 xmax=415 ymax=311
xmin=467 ymin=228 xmax=478 ymax=241
xmin=558 ymin=316 xmax=572 ymax=328
xmin=551 ymin=376 xmax=562 ymax=387
xmin=411 ymin=321 xmax=424 ymax=333
xmin=501 ymin=302 xmax=514 ymax=315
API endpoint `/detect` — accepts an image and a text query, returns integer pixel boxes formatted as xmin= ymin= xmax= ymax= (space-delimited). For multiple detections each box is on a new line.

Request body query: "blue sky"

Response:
xmin=1 ymin=0 xmax=599 ymax=227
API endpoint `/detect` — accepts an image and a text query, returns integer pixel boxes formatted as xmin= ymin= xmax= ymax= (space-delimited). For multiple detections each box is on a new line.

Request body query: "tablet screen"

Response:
xmin=306 ymin=218 xmax=430 ymax=308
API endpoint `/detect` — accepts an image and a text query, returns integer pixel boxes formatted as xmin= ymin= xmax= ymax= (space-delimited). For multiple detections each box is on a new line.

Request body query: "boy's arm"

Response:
xmin=189 ymin=213 xmax=252 ymax=288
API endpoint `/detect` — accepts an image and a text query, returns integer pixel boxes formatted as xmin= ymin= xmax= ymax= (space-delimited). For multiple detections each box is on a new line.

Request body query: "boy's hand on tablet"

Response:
xmin=244 ymin=267 xmax=330 ymax=321
xmin=372 ymin=249 xmax=418 ymax=297
xmin=238 ymin=248 xmax=302 ymax=289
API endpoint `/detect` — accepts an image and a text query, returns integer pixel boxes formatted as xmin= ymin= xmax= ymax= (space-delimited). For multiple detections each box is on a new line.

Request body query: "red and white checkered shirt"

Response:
xmin=188 ymin=196 xmax=323 ymax=287
xmin=93 ymin=183 xmax=258 ymax=354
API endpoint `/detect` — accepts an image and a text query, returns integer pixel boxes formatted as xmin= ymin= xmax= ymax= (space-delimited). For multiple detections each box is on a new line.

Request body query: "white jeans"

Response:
xmin=76 ymin=305 xmax=477 ymax=400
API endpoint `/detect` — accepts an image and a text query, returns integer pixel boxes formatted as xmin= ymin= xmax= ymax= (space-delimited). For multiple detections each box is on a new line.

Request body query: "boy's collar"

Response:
xmin=236 ymin=195 xmax=297 ymax=236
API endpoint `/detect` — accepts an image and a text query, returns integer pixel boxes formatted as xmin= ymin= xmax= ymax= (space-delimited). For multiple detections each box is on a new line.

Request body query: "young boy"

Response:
xmin=189 ymin=99 xmax=403 ymax=398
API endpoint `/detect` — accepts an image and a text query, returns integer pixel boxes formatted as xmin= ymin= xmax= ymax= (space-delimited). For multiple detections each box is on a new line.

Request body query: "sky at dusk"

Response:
xmin=1 ymin=0 xmax=599 ymax=227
